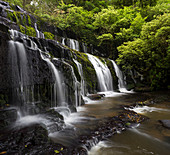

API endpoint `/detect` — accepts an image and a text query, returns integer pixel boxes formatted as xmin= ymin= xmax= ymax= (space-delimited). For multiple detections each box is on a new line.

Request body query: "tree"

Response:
xmin=117 ymin=13 xmax=170 ymax=89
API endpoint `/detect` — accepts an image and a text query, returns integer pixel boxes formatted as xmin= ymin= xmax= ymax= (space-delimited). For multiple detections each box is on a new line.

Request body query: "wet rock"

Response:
xmin=87 ymin=94 xmax=105 ymax=100
xmin=0 ymin=0 xmax=10 ymax=9
xmin=159 ymin=120 xmax=170 ymax=129
xmin=0 ymin=108 xmax=17 ymax=129
xmin=46 ymin=109 xmax=64 ymax=120
xmin=14 ymin=5 xmax=26 ymax=12
xmin=0 ymin=124 xmax=48 ymax=154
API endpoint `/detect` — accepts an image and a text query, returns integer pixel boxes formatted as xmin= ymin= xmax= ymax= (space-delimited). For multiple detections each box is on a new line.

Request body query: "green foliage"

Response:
xmin=5 ymin=0 xmax=23 ymax=7
xmin=27 ymin=15 xmax=32 ymax=26
xmin=43 ymin=32 xmax=54 ymax=40
xmin=111 ymin=0 xmax=157 ymax=8
xmin=26 ymin=26 xmax=36 ymax=37
xmin=19 ymin=25 xmax=26 ymax=34
xmin=97 ymin=33 xmax=114 ymax=46
xmin=7 ymin=0 xmax=170 ymax=90
xmin=7 ymin=10 xmax=19 ymax=24
xmin=117 ymin=13 xmax=170 ymax=89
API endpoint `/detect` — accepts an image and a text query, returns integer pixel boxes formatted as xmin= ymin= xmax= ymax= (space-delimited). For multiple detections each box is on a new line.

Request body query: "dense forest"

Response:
xmin=4 ymin=0 xmax=170 ymax=90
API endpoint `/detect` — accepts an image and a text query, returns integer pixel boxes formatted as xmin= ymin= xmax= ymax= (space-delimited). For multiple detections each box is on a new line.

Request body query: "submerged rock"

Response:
xmin=87 ymin=94 xmax=105 ymax=100
xmin=159 ymin=120 xmax=170 ymax=129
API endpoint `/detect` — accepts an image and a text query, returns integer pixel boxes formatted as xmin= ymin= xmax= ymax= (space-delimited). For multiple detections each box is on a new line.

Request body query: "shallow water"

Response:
xmin=88 ymin=92 xmax=170 ymax=155
xmin=13 ymin=91 xmax=170 ymax=154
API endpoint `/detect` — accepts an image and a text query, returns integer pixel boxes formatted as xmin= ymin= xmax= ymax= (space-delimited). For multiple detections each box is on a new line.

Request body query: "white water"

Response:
xmin=110 ymin=60 xmax=128 ymax=92
xmin=62 ymin=60 xmax=81 ymax=107
xmin=26 ymin=36 xmax=66 ymax=107
xmin=87 ymin=53 xmax=113 ymax=92
xmin=70 ymin=39 xmax=79 ymax=51
xmin=44 ymin=58 xmax=65 ymax=107
xmin=34 ymin=23 xmax=44 ymax=38
xmin=73 ymin=59 xmax=85 ymax=96
xmin=82 ymin=42 xmax=88 ymax=53
xmin=9 ymin=30 xmax=33 ymax=115
xmin=62 ymin=37 xmax=65 ymax=45
xmin=126 ymin=105 xmax=170 ymax=114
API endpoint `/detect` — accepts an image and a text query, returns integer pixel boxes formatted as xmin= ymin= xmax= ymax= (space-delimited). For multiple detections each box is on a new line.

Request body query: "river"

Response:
xmin=49 ymin=91 xmax=170 ymax=155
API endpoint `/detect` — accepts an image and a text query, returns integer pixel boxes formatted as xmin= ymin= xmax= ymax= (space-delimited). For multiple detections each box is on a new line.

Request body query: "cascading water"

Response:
xmin=8 ymin=29 xmax=67 ymax=133
xmin=62 ymin=60 xmax=81 ymax=107
xmin=9 ymin=30 xmax=33 ymax=116
xmin=42 ymin=57 xmax=65 ymax=107
xmin=27 ymin=37 xmax=66 ymax=108
xmin=62 ymin=37 xmax=65 ymax=45
xmin=69 ymin=39 xmax=79 ymax=51
xmin=73 ymin=59 xmax=85 ymax=96
xmin=34 ymin=23 xmax=44 ymax=39
xmin=110 ymin=60 xmax=128 ymax=92
xmin=82 ymin=42 xmax=87 ymax=53
xmin=86 ymin=53 xmax=113 ymax=92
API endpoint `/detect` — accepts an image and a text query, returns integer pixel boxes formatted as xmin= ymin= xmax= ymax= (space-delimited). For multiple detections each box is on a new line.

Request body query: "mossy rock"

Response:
xmin=44 ymin=32 xmax=54 ymax=40
xmin=26 ymin=26 xmax=36 ymax=37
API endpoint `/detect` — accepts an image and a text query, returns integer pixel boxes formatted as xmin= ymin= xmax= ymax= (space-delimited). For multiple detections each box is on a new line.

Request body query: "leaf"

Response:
xmin=0 ymin=151 xmax=7 ymax=154
xmin=60 ymin=148 xmax=63 ymax=151
xmin=54 ymin=150 xmax=60 ymax=153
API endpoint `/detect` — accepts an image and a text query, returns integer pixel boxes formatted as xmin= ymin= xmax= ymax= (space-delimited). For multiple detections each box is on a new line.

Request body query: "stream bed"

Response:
xmin=87 ymin=91 xmax=170 ymax=155
xmin=49 ymin=91 xmax=170 ymax=155
xmin=1 ymin=91 xmax=170 ymax=155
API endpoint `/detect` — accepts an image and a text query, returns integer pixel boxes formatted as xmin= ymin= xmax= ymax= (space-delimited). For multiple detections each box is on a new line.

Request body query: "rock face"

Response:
xmin=0 ymin=0 xmax=119 ymax=130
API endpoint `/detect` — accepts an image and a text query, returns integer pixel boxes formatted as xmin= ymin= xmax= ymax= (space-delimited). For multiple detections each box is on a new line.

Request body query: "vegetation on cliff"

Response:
xmin=4 ymin=0 xmax=170 ymax=89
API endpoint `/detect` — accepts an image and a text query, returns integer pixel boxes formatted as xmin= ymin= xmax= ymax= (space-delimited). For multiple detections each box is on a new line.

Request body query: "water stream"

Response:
xmin=111 ymin=60 xmax=128 ymax=92
xmin=87 ymin=53 xmax=113 ymax=92
xmin=88 ymin=93 xmax=170 ymax=155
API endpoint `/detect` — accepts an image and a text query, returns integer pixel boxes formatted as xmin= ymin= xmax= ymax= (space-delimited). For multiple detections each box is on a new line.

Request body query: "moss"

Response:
xmin=19 ymin=25 xmax=26 ymax=34
xmin=17 ymin=13 xmax=27 ymax=26
xmin=7 ymin=10 xmax=15 ymax=22
xmin=74 ymin=51 xmax=97 ymax=92
xmin=98 ymin=57 xmax=106 ymax=64
xmin=43 ymin=32 xmax=54 ymax=40
xmin=27 ymin=15 xmax=32 ymax=26
xmin=7 ymin=10 xmax=26 ymax=26
xmin=12 ymin=11 xmax=19 ymax=24
xmin=26 ymin=26 xmax=36 ymax=37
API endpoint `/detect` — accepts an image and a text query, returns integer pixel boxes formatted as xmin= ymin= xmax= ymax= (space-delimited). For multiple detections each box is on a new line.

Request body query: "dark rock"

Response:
xmin=0 ymin=1 xmax=10 ymax=9
xmin=15 ymin=5 xmax=26 ymax=12
xmin=159 ymin=120 xmax=170 ymax=129
xmin=87 ymin=94 xmax=105 ymax=100
xmin=0 ymin=124 xmax=57 ymax=154
xmin=0 ymin=108 xmax=17 ymax=129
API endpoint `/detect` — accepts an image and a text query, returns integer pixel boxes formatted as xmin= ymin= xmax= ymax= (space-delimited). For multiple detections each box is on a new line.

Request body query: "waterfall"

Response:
xmin=9 ymin=30 xmax=33 ymax=116
xmin=73 ymin=59 xmax=85 ymax=96
xmin=86 ymin=53 xmax=113 ymax=92
xmin=82 ymin=42 xmax=87 ymax=53
xmin=28 ymin=38 xmax=66 ymax=107
xmin=62 ymin=37 xmax=65 ymax=45
xmin=34 ymin=23 xmax=44 ymax=39
xmin=41 ymin=56 xmax=65 ymax=107
xmin=62 ymin=60 xmax=81 ymax=107
xmin=110 ymin=60 xmax=127 ymax=92
xmin=69 ymin=39 xmax=79 ymax=51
